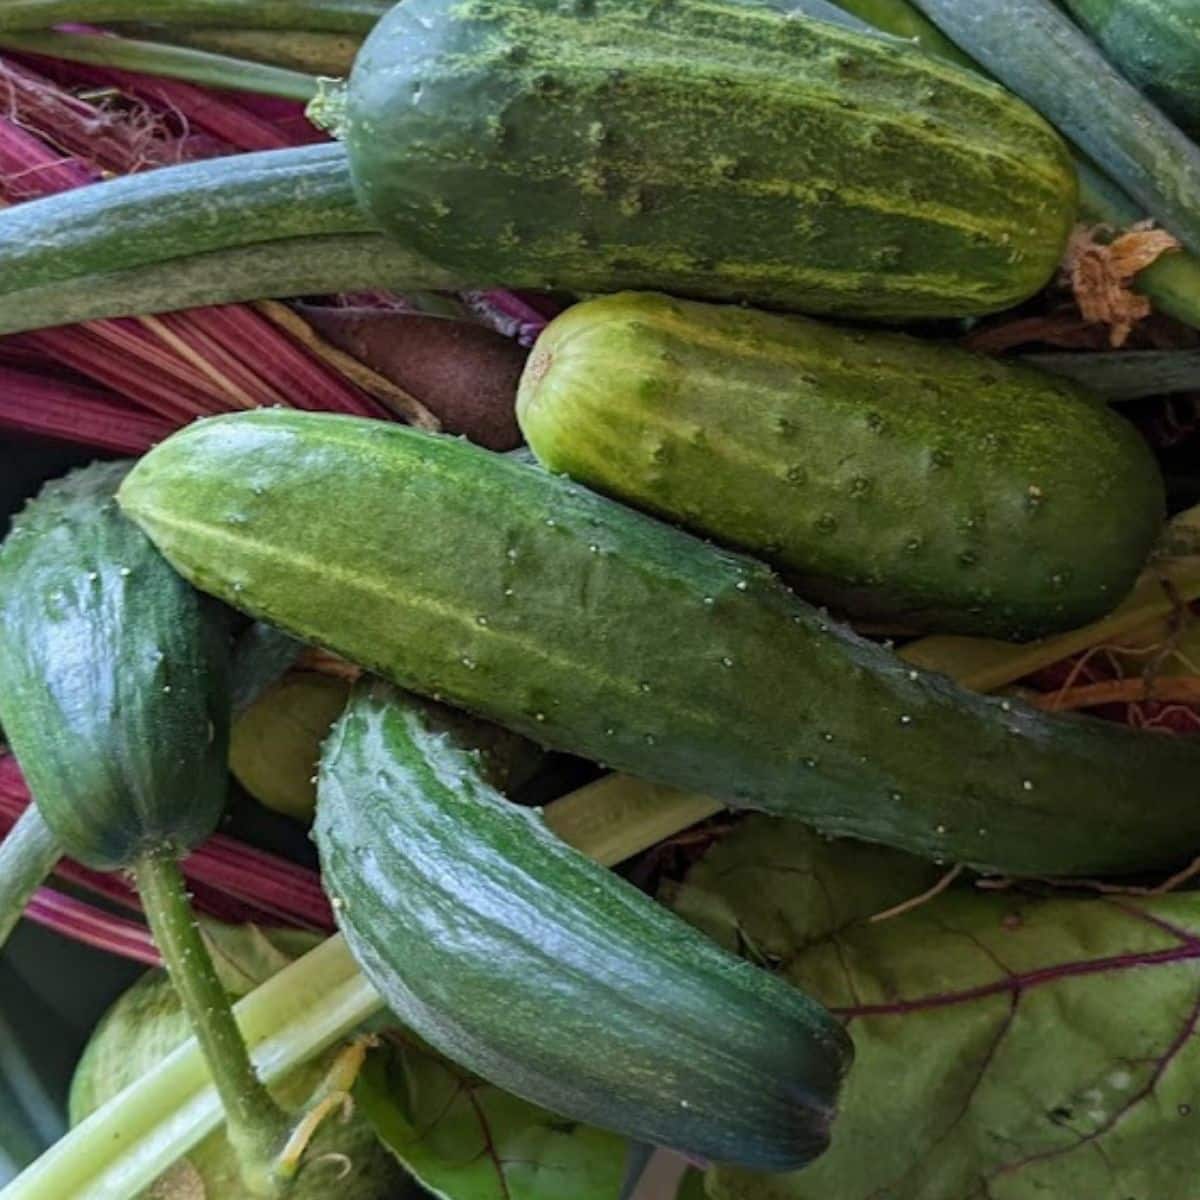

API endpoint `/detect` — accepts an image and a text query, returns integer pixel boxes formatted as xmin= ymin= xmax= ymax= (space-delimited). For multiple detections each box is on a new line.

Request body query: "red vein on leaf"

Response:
xmin=988 ymin=986 xmax=1200 ymax=1181
xmin=464 ymin=1086 xmax=514 ymax=1200
xmin=866 ymin=991 xmax=1019 ymax=1200
xmin=831 ymin=943 xmax=1200 ymax=1018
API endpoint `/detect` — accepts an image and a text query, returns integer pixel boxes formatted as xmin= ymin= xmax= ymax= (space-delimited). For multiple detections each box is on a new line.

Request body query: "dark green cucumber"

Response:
xmin=316 ymin=681 xmax=851 ymax=1170
xmin=0 ymin=144 xmax=373 ymax=298
xmin=118 ymin=410 xmax=1200 ymax=876
xmin=345 ymin=0 xmax=1077 ymax=319
xmin=830 ymin=0 xmax=1200 ymax=330
xmin=0 ymin=461 xmax=231 ymax=870
xmin=1063 ymin=0 xmax=1200 ymax=138
xmin=518 ymin=292 xmax=1164 ymax=639
xmin=909 ymin=0 xmax=1200 ymax=257
xmin=0 ymin=233 xmax=461 ymax=337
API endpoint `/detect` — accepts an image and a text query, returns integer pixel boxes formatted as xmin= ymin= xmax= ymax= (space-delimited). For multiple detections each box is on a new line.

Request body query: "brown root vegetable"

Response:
xmin=296 ymin=305 xmax=527 ymax=450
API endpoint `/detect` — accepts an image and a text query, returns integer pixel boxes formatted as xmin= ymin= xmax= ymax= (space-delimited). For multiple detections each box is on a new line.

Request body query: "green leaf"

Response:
xmin=672 ymin=818 xmax=1200 ymax=1200
xmin=358 ymin=1035 xmax=628 ymax=1200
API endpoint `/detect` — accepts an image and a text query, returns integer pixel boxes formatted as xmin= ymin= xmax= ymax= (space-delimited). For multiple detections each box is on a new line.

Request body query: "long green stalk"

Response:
xmin=0 ymin=806 xmax=59 ymax=950
xmin=0 ymin=31 xmax=321 ymax=101
xmin=116 ymin=26 xmax=362 ymax=76
xmin=0 ymin=0 xmax=389 ymax=34
xmin=0 ymin=234 xmax=461 ymax=337
xmin=133 ymin=849 xmax=290 ymax=1197
xmin=0 ymin=144 xmax=369 ymax=298
xmin=0 ymin=775 xmax=720 ymax=1200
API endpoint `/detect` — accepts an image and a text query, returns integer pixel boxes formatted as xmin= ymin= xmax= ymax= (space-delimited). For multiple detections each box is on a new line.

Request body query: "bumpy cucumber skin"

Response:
xmin=0 ymin=461 xmax=230 ymax=870
xmin=345 ymin=0 xmax=1077 ymax=320
xmin=1063 ymin=0 xmax=1200 ymax=138
xmin=517 ymin=292 xmax=1165 ymax=639
xmin=118 ymin=411 xmax=1200 ymax=877
xmin=316 ymin=682 xmax=851 ymax=1170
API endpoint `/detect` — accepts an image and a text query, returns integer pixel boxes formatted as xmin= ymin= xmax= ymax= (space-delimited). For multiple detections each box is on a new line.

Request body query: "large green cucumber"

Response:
xmin=517 ymin=292 xmax=1164 ymax=639
xmin=118 ymin=410 xmax=1200 ymax=876
xmin=1063 ymin=0 xmax=1200 ymax=138
xmin=344 ymin=0 xmax=1077 ymax=319
xmin=0 ymin=461 xmax=230 ymax=870
xmin=316 ymin=681 xmax=851 ymax=1170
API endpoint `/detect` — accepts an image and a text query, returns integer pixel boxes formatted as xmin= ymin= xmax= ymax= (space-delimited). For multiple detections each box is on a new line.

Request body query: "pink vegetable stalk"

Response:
xmin=0 ymin=53 xmax=389 ymax=451
xmin=0 ymin=757 xmax=335 ymax=964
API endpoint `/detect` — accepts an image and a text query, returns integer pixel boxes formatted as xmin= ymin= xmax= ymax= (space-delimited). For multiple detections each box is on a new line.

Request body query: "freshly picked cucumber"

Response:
xmin=316 ymin=680 xmax=852 ymax=1171
xmin=517 ymin=292 xmax=1165 ymax=639
xmin=118 ymin=410 xmax=1200 ymax=877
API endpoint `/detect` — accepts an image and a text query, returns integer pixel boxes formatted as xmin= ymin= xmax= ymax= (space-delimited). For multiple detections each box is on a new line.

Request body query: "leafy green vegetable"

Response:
xmin=672 ymin=818 xmax=1200 ymax=1200
xmin=357 ymin=1035 xmax=627 ymax=1200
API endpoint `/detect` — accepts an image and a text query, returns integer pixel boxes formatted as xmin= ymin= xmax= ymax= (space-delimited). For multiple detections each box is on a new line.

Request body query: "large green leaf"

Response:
xmin=671 ymin=818 xmax=1200 ymax=1200
xmin=358 ymin=1034 xmax=628 ymax=1200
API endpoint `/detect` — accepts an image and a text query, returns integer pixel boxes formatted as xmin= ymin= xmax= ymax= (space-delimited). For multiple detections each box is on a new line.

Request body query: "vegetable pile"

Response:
xmin=0 ymin=2 xmax=1199 ymax=1199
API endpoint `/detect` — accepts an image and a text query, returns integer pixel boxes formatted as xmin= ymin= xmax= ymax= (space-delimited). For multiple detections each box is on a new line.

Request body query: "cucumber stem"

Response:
xmin=0 ymin=805 xmax=59 ymax=949
xmin=0 ymin=30 xmax=321 ymax=101
xmin=133 ymin=847 xmax=291 ymax=1197
xmin=5 ymin=773 xmax=722 ymax=1198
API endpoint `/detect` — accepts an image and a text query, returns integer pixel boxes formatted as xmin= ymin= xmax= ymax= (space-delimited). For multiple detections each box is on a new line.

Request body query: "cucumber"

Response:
xmin=829 ymin=0 xmax=1200 ymax=331
xmin=316 ymin=681 xmax=851 ymax=1170
xmin=517 ymin=292 xmax=1164 ymax=639
xmin=909 ymin=0 xmax=1200 ymax=257
xmin=343 ymin=0 xmax=1077 ymax=319
xmin=0 ymin=461 xmax=230 ymax=870
xmin=1062 ymin=0 xmax=1200 ymax=138
xmin=118 ymin=409 xmax=1200 ymax=877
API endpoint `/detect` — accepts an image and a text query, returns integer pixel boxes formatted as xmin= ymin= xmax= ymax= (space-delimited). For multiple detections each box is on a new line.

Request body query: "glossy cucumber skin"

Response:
xmin=345 ymin=0 xmax=1077 ymax=319
xmin=0 ymin=461 xmax=231 ymax=870
xmin=118 ymin=411 xmax=1200 ymax=877
xmin=316 ymin=681 xmax=851 ymax=1170
xmin=1063 ymin=0 xmax=1200 ymax=137
xmin=517 ymin=292 xmax=1165 ymax=639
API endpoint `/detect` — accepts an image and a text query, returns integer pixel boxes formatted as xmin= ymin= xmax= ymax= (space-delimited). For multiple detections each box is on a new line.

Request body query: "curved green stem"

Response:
xmin=133 ymin=848 xmax=290 ymax=1197
xmin=0 ymin=234 xmax=461 ymax=338
xmin=115 ymin=26 xmax=362 ymax=77
xmin=0 ymin=806 xmax=60 ymax=950
xmin=0 ymin=31 xmax=320 ymax=101
xmin=0 ymin=0 xmax=389 ymax=35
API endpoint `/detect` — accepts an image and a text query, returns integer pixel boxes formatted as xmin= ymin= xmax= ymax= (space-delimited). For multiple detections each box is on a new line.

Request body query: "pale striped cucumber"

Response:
xmin=118 ymin=410 xmax=1200 ymax=877
xmin=518 ymin=292 xmax=1164 ymax=639
xmin=344 ymin=0 xmax=1078 ymax=319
